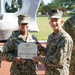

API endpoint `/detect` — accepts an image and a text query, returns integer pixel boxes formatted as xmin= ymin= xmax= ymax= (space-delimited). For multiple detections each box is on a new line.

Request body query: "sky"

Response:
xmin=43 ymin=0 xmax=52 ymax=5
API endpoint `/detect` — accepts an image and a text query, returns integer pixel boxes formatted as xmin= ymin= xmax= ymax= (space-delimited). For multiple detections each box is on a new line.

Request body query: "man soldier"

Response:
xmin=33 ymin=10 xmax=73 ymax=75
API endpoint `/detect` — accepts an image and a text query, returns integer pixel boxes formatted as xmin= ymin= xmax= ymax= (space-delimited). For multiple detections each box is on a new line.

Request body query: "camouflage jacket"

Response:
xmin=39 ymin=28 xmax=73 ymax=75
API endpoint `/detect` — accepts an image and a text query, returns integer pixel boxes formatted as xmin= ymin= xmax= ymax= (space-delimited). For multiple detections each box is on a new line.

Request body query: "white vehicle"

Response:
xmin=0 ymin=0 xmax=41 ymax=41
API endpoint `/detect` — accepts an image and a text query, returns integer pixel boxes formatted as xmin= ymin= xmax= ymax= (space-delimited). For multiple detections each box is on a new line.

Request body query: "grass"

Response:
xmin=30 ymin=15 xmax=71 ymax=40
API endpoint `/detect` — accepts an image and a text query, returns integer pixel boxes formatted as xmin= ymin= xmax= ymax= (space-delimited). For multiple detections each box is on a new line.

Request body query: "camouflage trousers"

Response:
xmin=10 ymin=60 xmax=37 ymax=75
xmin=10 ymin=72 xmax=37 ymax=75
xmin=45 ymin=66 xmax=69 ymax=75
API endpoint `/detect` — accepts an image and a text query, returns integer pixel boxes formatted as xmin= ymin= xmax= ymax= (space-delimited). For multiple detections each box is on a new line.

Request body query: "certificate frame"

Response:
xmin=18 ymin=42 xmax=38 ymax=59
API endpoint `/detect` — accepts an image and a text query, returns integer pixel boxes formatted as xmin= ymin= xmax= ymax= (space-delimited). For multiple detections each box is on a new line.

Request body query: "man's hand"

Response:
xmin=38 ymin=43 xmax=42 ymax=50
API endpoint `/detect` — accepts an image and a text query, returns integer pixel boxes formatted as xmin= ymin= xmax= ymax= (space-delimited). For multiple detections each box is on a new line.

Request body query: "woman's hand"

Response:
xmin=33 ymin=56 xmax=40 ymax=62
xmin=14 ymin=57 xmax=22 ymax=63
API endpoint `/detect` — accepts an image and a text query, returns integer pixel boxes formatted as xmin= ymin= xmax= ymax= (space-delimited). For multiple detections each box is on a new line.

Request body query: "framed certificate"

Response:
xmin=18 ymin=42 xmax=37 ymax=59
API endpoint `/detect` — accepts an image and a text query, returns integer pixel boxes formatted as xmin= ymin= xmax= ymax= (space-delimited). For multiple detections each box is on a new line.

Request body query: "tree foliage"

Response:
xmin=38 ymin=0 xmax=75 ymax=14
xmin=5 ymin=0 xmax=22 ymax=13
xmin=60 ymin=0 xmax=75 ymax=8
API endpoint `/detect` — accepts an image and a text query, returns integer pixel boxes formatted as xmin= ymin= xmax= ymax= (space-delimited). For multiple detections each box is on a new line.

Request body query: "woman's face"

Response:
xmin=19 ymin=23 xmax=29 ymax=32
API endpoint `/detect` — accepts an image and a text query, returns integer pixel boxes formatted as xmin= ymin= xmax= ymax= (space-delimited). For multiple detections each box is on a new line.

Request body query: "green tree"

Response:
xmin=40 ymin=0 xmax=44 ymax=6
xmin=61 ymin=0 xmax=75 ymax=8
xmin=17 ymin=0 xmax=22 ymax=9
xmin=38 ymin=0 xmax=44 ymax=13
xmin=11 ymin=0 xmax=18 ymax=12
xmin=11 ymin=0 xmax=16 ymax=8
xmin=52 ymin=0 xmax=75 ymax=9
xmin=5 ymin=2 xmax=10 ymax=12
xmin=51 ymin=0 xmax=61 ymax=9
xmin=38 ymin=0 xmax=75 ymax=14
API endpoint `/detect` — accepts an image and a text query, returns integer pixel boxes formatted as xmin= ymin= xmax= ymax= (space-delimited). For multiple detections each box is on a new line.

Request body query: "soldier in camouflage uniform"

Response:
xmin=63 ymin=15 xmax=75 ymax=75
xmin=33 ymin=10 xmax=73 ymax=75
xmin=3 ymin=14 xmax=38 ymax=75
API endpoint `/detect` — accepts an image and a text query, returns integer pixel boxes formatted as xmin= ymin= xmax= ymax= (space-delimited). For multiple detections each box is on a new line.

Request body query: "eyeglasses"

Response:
xmin=21 ymin=23 xmax=28 ymax=26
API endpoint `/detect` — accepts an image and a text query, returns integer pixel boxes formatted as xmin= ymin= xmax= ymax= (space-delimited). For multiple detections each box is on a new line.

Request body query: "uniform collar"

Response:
xmin=51 ymin=28 xmax=64 ymax=39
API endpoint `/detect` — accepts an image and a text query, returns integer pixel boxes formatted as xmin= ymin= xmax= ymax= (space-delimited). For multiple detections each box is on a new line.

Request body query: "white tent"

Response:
xmin=0 ymin=0 xmax=41 ymax=40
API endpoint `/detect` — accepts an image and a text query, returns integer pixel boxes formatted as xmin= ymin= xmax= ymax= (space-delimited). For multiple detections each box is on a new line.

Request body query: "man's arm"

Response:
xmin=45 ymin=38 xmax=73 ymax=68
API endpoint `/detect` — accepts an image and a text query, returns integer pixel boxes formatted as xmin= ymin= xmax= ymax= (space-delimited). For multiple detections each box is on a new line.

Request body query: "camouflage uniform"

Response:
xmin=3 ymin=31 xmax=38 ymax=75
xmin=39 ymin=28 xmax=73 ymax=75
xmin=63 ymin=15 xmax=75 ymax=75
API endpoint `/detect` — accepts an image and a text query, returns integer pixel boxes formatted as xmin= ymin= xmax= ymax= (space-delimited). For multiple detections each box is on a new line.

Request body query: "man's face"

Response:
xmin=49 ymin=18 xmax=63 ymax=31
xmin=19 ymin=23 xmax=29 ymax=32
